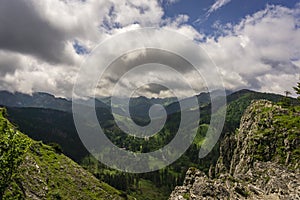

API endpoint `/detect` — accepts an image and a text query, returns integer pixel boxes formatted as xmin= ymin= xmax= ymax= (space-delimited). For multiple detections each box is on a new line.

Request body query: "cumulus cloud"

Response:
xmin=0 ymin=51 xmax=25 ymax=76
xmin=0 ymin=0 xmax=174 ymax=97
xmin=202 ymin=4 xmax=300 ymax=95
xmin=0 ymin=0 xmax=73 ymax=65
xmin=0 ymin=0 xmax=299 ymax=98
xmin=0 ymin=53 xmax=77 ymax=97
xmin=0 ymin=0 xmax=208 ymax=98
xmin=80 ymin=31 xmax=209 ymax=98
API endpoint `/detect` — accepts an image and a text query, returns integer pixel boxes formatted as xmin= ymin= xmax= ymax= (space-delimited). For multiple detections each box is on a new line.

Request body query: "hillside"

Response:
xmin=170 ymin=100 xmax=300 ymax=199
xmin=0 ymin=91 xmax=72 ymax=112
xmin=1 ymin=89 xmax=298 ymax=199
xmin=0 ymin=108 xmax=128 ymax=200
xmin=4 ymin=89 xmax=293 ymax=162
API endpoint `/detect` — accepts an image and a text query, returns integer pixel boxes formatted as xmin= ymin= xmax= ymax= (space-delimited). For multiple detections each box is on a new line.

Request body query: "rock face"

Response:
xmin=170 ymin=100 xmax=300 ymax=200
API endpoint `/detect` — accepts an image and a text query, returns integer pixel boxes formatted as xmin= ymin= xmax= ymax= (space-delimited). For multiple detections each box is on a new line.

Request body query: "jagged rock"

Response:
xmin=170 ymin=162 xmax=300 ymax=200
xmin=170 ymin=100 xmax=300 ymax=200
xmin=231 ymin=100 xmax=299 ymax=174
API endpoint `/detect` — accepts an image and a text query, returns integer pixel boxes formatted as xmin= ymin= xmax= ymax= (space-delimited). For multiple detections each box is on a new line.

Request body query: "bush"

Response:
xmin=48 ymin=142 xmax=63 ymax=154
xmin=0 ymin=110 xmax=30 ymax=198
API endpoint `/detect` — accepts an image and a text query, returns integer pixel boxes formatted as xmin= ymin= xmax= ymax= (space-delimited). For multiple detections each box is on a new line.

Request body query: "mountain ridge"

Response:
xmin=1 ymin=89 xmax=299 ymax=199
xmin=2 ymin=89 xmax=297 ymax=162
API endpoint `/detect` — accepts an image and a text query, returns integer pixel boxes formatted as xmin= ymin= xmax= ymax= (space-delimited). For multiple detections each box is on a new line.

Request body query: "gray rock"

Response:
xmin=170 ymin=100 xmax=300 ymax=200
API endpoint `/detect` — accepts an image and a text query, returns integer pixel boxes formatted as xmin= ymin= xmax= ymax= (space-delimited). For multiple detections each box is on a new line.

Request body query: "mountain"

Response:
xmin=165 ymin=92 xmax=212 ymax=115
xmin=0 ymin=91 xmax=176 ymax=122
xmin=1 ymin=89 xmax=298 ymax=199
xmin=100 ymin=96 xmax=177 ymax=107
xmin=169 ymin=100 xmax=300 ymax=199
xmin=6 ymin=107 xmax=88 ymax=161
xmin=98 ymin=96 xmax=177 ymax=123
xmin=0 ymin=91 xmax=72 ymax=112
xmin=222 ymin=89 xmax=298 ymax=133
xmin=2 ymin=89 xmax=294 ymax=164
xmin=0 ymin=91 xmax=112 ymax=112
xmin=0 ymin=108 xmax=129 ymax=200
xmin=1 ymin=89 xmax=292 ymax=122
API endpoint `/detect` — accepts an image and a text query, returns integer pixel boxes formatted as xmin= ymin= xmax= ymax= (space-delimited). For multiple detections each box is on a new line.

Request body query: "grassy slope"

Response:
xmin=130 ymin=179 xmax=170 ymax=200
xmin=0 ymin=108 xmax=129 ymax=200
xmin=246 ymin=102 xmax=300 ymax=167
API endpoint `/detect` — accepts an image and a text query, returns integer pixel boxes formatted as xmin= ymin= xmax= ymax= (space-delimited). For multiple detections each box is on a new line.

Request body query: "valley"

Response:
xmin=1 ymin=89 xmax=299 ymax=199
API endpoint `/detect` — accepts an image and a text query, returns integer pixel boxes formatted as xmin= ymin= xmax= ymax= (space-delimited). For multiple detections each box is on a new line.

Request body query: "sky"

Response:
xmin=0 ymin=0 xmax=299 ymax=98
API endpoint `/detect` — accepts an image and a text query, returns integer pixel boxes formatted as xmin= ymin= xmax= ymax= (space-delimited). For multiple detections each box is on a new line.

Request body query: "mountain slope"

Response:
xmin=1 ymin=90 xmax=297 ymax=199
xmin=170 ymin=100 xmax=300 ymax=199
xmin=6 ymin=107 xmax=88 ymax=161
xmin=0 ymin=108 xmax=128 ymax=200
xmin=3 ymin=90 xmax=294 ymax=169
xmin=0 ymin=91 xmax=72 ymax=112
xmin=223 ymin=89 xmax=298 ymax=133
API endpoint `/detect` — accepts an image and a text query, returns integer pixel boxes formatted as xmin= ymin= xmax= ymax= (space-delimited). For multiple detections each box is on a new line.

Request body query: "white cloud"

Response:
xmin=207 ymin=0 xmax=232 ymax=15
xmin=202 ymin=4 xmax=300 ymax=95
xmin=194 ymin=0 xmax=232 ymax=24
xmin=0 ymin=0 xmax=202 ymax=98
xmin=0 ymin=0 xmax=299 ymax=98
xmin=0 ymin=52 xmax=78 ymax=97
xmin=159 ymin=0 xmax=180 ymax=5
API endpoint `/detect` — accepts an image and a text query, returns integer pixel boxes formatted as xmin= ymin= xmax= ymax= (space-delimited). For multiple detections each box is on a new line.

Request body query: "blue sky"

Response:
xmin=168 ymin=0 xmax=299 ymax=34
xmin=0 ymin=0 xmax=299 ymax=98
xmin=163 ymin=0 xmax=299 ymax=35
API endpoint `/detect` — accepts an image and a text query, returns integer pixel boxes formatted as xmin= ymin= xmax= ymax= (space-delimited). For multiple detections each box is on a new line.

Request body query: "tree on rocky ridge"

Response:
xmin=293 ymin=81 xmax=300 ymax=100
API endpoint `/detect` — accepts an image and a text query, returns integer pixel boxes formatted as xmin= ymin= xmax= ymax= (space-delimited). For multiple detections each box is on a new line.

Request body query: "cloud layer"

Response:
xmin=203 ymin=4 xmax=300 ymax=94
xmin=0 ymin=0 xmax=299 ymax=98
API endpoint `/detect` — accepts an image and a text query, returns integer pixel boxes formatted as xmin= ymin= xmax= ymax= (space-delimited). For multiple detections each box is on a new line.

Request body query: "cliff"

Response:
xmin=170 ymin=100 xmax=300 ymax=199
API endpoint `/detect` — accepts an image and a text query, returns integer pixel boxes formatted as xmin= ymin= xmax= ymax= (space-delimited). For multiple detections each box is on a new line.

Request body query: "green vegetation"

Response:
xmin=294 ymin=81 xmax=300 ymax=100
xmin=80 ymin=154 xmax=187 ymax=199
xmin=183 ymin=193 xmax=190 ymax=199
xmin=0 ymin=108 xmax=31 ymax=199
xmin=3 ymin=89 xmax=300 ymax=199
xmin=130 ymin=179 xmax=170 ymax=200
xmin=0 ymin=108 xmax=129 ymax=200
xmin=224 ymin=90 xmax=293 ymax=133
xmin=247 ymin=102 xmax=300 ymax=168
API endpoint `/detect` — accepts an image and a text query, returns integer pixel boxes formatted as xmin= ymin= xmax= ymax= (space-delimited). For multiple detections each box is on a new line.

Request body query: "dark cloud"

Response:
xmin=140 ymin=83 xmax=168 ymax=94
xmin=0 ymin=0 xmax=72 ymax=65
xmin=0 ymin=53 xmax=22 ymax=75
xmin=95 ymin=48 xmax=202 ymax=96
xmin=262 ymin=59 xmax=300 ymax=75
xmin=0 ymin=1 xmax=298 ymax=98
xmin=102 ymin=48 xmax=195 ymax=82
xmin=246 ymin=77 xmax=262 ymax=90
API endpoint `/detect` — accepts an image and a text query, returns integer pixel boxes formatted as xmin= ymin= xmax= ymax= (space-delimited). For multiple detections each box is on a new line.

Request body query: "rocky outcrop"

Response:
xmin=230 ymin=100 xmax=299 ymax=175
xmin=170 ymin=161 xmax=300 ymax=200
xmin=170 ymin=100 xmax=300 ymax=200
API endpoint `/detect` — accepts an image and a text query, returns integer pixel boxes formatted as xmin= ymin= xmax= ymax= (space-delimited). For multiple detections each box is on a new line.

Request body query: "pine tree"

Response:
xmin=293 ymin=81 xmax=300 ymax=100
